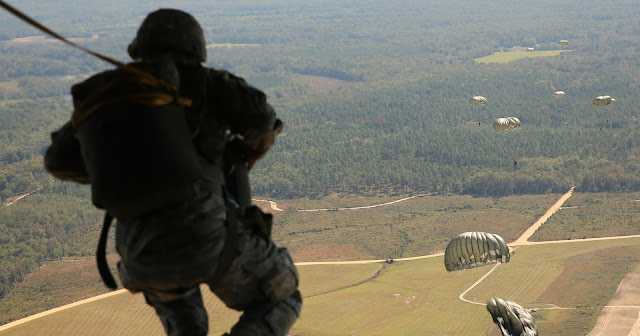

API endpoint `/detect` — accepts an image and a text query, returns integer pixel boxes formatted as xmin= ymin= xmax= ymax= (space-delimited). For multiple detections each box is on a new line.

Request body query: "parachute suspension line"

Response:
xmin=0 ymin=0 xmax=180 ymax=94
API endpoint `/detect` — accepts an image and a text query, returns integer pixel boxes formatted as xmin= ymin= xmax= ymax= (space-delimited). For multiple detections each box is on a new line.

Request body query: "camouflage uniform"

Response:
xmin=45 ymin=9 xmax=301 ymax=336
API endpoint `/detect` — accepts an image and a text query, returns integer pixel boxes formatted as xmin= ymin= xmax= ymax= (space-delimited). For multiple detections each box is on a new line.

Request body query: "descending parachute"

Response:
xmin=493 ymin=117 xmax=521 ymax=133
xmin=444 ymin=232 xmax=510 ymax=272
xmin=552 ymin=91 xmax=566 ymax=99
xmin=557 ymin=40 xmax=569 ymax=46
xmin=593 ymin=95 xmax=615 ymax=106
xmin=469 ymin=96 xmax=487 ymax=106
xmin=487 ymin=297 xmax=538 ymax=336
xmin=526 ymin=47 xmax=534 ymax=52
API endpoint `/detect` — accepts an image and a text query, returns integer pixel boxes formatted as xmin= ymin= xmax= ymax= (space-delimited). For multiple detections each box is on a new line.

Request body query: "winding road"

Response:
xmin=252 ymin=193 xmax=432 ymax=213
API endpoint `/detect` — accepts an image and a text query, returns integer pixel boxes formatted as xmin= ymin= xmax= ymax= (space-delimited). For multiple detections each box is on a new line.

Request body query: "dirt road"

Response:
xmin=253 ymin=194 xmax=431 ymax=213
xmin=0 ymin=290 xmax=127 ymax=332
xmin=252 ymin=199 xmax=284 ymax=211
xmin=511 ymin=186 xmax=574 ymax=246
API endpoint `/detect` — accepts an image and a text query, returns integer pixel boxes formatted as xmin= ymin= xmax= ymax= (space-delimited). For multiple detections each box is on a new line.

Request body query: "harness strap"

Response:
xmin=97 ymin=213 xmax=118 ymax=290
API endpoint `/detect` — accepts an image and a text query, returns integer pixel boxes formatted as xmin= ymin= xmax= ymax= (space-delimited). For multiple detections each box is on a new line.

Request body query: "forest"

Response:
xmin=1 ymin=0 xmax=640 ymax=304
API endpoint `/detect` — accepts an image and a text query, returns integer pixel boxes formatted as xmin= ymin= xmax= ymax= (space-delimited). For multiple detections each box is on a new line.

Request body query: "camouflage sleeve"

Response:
xmin=44 ymin=122 xmax=90 ymax=184
xmin=209 ymin=69 xmax=283 ymax=160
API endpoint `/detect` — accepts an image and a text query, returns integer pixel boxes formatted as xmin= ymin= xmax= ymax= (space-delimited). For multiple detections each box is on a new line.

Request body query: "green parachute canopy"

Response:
xmin=444 ymin=232 xmax=510 ymax=272
xmin=493 ymin=117 xmax=521 ymax=133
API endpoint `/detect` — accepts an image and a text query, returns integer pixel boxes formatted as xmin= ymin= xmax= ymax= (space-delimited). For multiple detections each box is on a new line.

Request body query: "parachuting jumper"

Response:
xmin=557 ymin=40 xmax=569 ymax=46
xmin=469 ymin=96 xmax=487 ymax=106
xmin=593 ymin=95 xmax=615 ymax=106
xmin=493 ymin=117 xmax=521 ymax=133
xmin=444 ymin=232 xmax=511 ymax=272
xmin=487 ymin=297 xmax=538 ymax=336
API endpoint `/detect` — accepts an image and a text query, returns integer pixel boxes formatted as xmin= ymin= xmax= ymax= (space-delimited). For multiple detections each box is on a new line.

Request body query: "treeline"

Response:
xmin=250 ymin=45 xmax=640 ymax=197
xmin=0 ymin=193 xmax=103 ymax=299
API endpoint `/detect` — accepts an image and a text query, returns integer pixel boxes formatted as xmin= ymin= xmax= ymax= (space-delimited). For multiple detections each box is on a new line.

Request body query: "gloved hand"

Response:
xmin=243 ymin=119 xmax=284 ymax=166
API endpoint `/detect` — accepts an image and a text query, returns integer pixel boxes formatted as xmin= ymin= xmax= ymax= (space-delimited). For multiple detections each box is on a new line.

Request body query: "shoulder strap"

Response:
xmin=97 ymin=213 xmax=118 ymax=289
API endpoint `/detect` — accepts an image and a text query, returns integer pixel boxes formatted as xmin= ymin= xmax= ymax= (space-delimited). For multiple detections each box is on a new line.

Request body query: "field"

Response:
xmin=531 ymin=192 xmax=640 ymax=241
xmin=474 ymin=50 xmax=571 ymax=64
xmin=2 ymin=238 xmax=640 ymax=335
xmin=0 ymin=82 xmax=20 ymax=96
xmin=3 ymin=191 xmax=640 ymax=334
xmin=268 ymin=192 xmax=560 ymax=260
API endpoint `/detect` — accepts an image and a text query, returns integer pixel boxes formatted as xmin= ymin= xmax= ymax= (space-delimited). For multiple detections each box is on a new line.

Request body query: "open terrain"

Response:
xmin=2 ymin=237 xmax=640 ymax=335
xmin=3 ymin=190 xmax=640 ymax=335
xmin=588 ymin=273 xmax=640 ymax=336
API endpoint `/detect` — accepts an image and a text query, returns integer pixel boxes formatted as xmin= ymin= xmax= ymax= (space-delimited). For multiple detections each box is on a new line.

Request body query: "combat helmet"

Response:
xmin=128 ymin=9 xmax=206 ymax=62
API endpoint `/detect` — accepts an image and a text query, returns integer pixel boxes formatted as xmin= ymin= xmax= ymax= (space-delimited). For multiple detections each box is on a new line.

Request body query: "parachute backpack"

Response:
xmin=70 ymin=57 xmax=202 ymax=219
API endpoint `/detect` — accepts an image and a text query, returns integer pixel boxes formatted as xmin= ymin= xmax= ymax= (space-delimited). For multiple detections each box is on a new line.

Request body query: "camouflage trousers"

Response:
xmin=115 ymin=191 xmax=302 ymax=336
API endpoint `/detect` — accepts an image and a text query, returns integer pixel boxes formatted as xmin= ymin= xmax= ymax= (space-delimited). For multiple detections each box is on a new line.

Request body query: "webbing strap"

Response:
xmin=97 ymin=213 xmax=118 ymax=290
xmin=0 ymin=0 xmax=178 ymax=94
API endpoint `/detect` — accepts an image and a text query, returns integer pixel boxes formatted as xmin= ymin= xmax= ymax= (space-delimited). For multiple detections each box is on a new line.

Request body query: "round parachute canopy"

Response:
xmin=557 ymin=40 xmax=569 ymax=46
xmin=493 ymin=117 xmax=521 ymax=133
xmin=469 ymin=96 xmax=487 ymax=106
xmin=552 ymin=91 xmax=566 ymax=99
xmin=487 ymin=297 xmax=538 ymax=336
xmin=526 ymin=47 xmax=535 ymax=52
xmin=444 ymin=232 xmax=510 ymax=272
xmin=593 ymin=95 xmax=615 ymax=106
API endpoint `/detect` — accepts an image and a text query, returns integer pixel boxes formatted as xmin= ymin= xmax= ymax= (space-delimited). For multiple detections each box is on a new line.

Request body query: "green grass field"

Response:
xmin=3 ymin=238 xmax=640 ymax=335
xmin=474 ymin=50 xmax=571 ymax=64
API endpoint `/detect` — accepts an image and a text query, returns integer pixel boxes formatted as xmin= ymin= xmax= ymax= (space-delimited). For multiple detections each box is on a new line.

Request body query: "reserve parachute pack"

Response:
xmin=71 ymin=55 xmax=202 ymax=219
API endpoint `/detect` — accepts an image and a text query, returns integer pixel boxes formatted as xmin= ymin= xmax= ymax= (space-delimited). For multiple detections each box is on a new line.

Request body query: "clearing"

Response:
xmin=475 ymin=50 xmax=571 ymax=64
